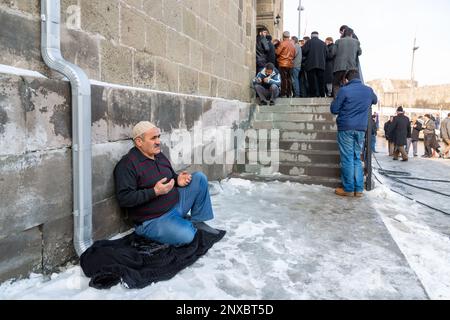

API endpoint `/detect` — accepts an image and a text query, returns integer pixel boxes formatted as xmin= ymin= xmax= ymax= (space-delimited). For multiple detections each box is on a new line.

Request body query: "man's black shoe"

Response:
xmin=260 ymin=101 xmax=268 ymax=106
xmin=269 ymin=100 xmax=275 ymax=106
xmin=194 ymin=222 xmax=220 ymax=235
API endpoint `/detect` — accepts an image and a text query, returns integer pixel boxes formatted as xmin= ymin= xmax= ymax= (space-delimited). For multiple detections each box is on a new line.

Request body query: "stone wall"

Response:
xmin=0 ymin=0 xmax=257 ymax=101
xmin=0 ymin=73 xmax=252 ymax=281
xmin=367 ymin=79 xmax=450 ymax=109
xmin=256 ymin=0 xmax=284 ymax=39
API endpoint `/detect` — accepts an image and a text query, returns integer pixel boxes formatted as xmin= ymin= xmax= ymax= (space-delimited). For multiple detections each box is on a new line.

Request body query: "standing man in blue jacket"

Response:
xmin=330 ymin=70 xmax=378 ymax=197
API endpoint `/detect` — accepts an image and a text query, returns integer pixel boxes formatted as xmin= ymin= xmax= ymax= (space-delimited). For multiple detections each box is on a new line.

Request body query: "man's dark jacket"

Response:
xmin=302 ymin=37 xmax=327 ymax=71
xmin=330 ymin=79 xmax=378 ymax=131
xmin=390 ymin=114 xmax=411 ymax=146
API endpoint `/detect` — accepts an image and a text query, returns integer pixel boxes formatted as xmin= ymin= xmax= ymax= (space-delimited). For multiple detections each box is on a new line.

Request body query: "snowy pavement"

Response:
xmin=1 ymin=139 xmax=449 ymax=300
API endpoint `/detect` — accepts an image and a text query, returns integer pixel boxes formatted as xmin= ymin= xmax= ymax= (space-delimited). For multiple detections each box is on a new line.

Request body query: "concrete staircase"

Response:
xmin=234 ymin=98 xmax=341 ymax=188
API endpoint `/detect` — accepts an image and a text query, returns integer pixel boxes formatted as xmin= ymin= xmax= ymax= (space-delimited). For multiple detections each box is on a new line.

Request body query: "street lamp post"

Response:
xmin=298 ymin=0 xmax=304 ymax=37
xmin=410 ymin=37 xmax=420 ymax=107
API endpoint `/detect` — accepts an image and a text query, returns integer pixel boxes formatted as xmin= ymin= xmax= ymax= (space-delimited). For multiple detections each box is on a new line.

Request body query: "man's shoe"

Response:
xmin=269 ymin=100 xmax=275 ymax=106
xmin=393 ymin=158 xmax=398 ymax=161
xmin=421 ymin=155 xmax=430 ymax=158
xmin=400 ymin=158 xmax=408 ymax=162
xmin=354 ymin=192 xmax=363 ymax=197
xmin=260 ymin=100 xmax=268 ymax=106
xmin=193 ymin=221 xmax=220 ymax=235
xmin=335 ymin=187 xmax=354 ymax=197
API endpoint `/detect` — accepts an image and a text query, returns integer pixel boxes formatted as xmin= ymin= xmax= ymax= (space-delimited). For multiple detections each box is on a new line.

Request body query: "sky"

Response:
xmin=283 ymin=0 xmax=450 ymax=86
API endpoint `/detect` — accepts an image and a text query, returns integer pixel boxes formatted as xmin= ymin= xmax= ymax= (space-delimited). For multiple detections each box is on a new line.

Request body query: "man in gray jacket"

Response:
xmin=441 ymin=113 xmax=450 ymax=158
xmin=291 ymin=36 xmax=302 ymax=97
xmin=331 ymin=28 xmax=362 ymax=97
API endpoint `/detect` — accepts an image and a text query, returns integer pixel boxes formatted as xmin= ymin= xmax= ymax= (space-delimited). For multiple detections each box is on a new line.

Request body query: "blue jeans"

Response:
xmin=337 ymin=130 xmax=366 ymax=193
xmin=135 ymin=172 xmax=214 ymax=246
xmin=291 ymin=67 xmax=301 ymax=97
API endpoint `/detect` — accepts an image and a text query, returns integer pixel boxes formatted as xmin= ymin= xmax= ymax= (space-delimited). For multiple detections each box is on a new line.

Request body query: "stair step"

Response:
xmin=254 ymin=112 xmax=335 ymax=122
xmin=258 ymin=105 xmax=331 ymax=113
xmin=274 ymin=97 xmax=333 ymax=106
xmin=231 ymin=172 xmax=341 ymax=188
xmin=280 ymin=130 xmax=337 ymax=141
xmin=279 ymin=140 xmax=339 ymax=151
xmin=253 ymin=120 xmax=337 ymax=131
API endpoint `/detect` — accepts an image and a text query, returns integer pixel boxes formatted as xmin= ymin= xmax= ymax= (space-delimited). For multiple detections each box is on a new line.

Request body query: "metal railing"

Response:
xmin=359 ymin=65 xmax=374 ymax=191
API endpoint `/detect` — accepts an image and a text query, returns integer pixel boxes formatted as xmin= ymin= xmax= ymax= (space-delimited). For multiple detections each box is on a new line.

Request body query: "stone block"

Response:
xmin=123 ymin=0 xmax=143 ymax=9
xmin=0 ymin=149 xmax=72 ymax=239
xmin=210 ymin=76 xmax=218 ymax=97
xmin=143 ymin=0 xmax=162 ymax=20
xmin=178 ymin=66 xmax=198 ymax=95
xmin=201 ymin=46 xmax=213 ymax=74
xmin=92 ymin=141 xmax=132 ymax=203
xmin=145 ymin=18 xmax=167 ymax=58
xmin=41 ymin=215 xmax=76 ymax=273
xmin=151 ymin=93 xmax=182 ymax=132
xmin=81 ymin=0 xmax=119 ymax=41
xmin=183 ymin=7 xmax=197 ymax=39
xmin=0 ymin=75 xmax=27 ymax=156
xmin=101 ymin=40 xmax=133 ymax=86
xmin=212 ymin=55 xmax=225 ymax=78
xmin=91 ymin=84 xmax=109 ymax=143
xmin=217 ymin=78 xmax=228 ymax=98
xmin=120 ymin=5 xmax=146 ymax=50
xmin=0 ymin=227 xmax=42 ymax=283
xmin=190 ymin=41 xmax=202 ymax=70
xmin=154 ymin=57 xmax=179 ymax=93
xmin=197 ymin=0 xmax=209 ymax=20
xmin=162 ymin=0 xmax=182 ymax=31
xmin=24 ymin=77 xmax=72 ymax=152
xmin=166 ymin=29 xmax=190 ymax=65
xmin=0 ymin=11 xmax=44 ymax=74
xmin=197 ymin=19 xmax=208 ymax=45
xmin=93 ymin=197 xmax=124 ymax=241
xmin=198 ymin=72 xmax=210 ymax=97
xmin=107 ymin=88 xmax=152 ymax=141
xmin=183 ymin=97 xmax=203 ymax=130
xmin=61 ymin=28 xmax=100 ymax=80
xmin=181 ymin=0 xmax=198 ymax=12
xmin=0 ymin=0 xmax=39 ymax=16
xmin=133 ymin=52 xmax=155 ymax=89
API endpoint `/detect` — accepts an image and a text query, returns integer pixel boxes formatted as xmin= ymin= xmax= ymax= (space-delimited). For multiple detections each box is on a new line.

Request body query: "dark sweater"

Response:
xmin=114 ymin=148 xmax=179 ymax=224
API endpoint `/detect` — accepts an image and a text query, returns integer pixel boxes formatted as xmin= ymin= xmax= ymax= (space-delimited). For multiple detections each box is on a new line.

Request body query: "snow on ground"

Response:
xmin=369 ymin=137 xmax=450 ymax=299
xmin=1 ymin=138 xmax=449 ymax=300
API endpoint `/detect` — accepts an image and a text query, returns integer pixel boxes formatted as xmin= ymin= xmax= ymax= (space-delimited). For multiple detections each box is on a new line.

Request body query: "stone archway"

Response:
xmin=256 ymin=0 xmax=283 ymax=39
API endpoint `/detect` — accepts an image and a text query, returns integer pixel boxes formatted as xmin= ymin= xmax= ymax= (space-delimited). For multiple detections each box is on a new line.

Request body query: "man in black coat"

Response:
xmin=256 ymin=28 xmax=270 ymax=74
xmin=301 ymin=31 xmax=327 ymax=97
xmin=390 ymin=106 xmax=411 ymax=161
xmin=384 ymin=116 xmax=394 ymax=156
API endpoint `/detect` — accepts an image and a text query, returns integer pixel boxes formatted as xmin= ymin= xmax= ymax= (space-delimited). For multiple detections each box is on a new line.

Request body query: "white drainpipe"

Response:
xmin=40 ymin=0 xmax=93 ymax=256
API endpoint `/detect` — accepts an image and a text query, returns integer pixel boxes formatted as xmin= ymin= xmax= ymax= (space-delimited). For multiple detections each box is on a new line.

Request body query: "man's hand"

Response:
xmin=263 ymin=77 xmax=270 ymax=83
xmin=256 ymin=78 xmax=262 ymax=83
xmin=154 ymin=178 xmax=175 ymax=196
xmin=177 ymin=171 xmax=192 ymax=187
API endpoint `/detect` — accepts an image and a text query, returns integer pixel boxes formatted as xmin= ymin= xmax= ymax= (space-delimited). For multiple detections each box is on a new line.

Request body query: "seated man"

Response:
xmin=114 ymin=121 xmax=218 ymax=246
xmin=253 ymin=62 xmax=281 ymax=106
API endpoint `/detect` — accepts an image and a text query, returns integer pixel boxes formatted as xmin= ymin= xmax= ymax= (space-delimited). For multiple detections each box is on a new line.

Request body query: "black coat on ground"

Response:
xmin=80 ymin=229 xmax=226 ymax=289
xmin=390 ymin=114 xmax=411 ymax=146
xmin=302 ymin=37 xmax=327 ymax=71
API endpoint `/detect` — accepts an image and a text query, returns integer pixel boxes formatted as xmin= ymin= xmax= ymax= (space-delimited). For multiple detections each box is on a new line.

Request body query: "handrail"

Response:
xmin=359 ymin=64 xmax=374 ymax=191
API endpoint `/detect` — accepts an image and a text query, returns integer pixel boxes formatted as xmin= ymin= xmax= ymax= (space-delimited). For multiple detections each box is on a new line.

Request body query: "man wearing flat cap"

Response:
xmin=114 ymin=121 xmax=218 ymax=246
